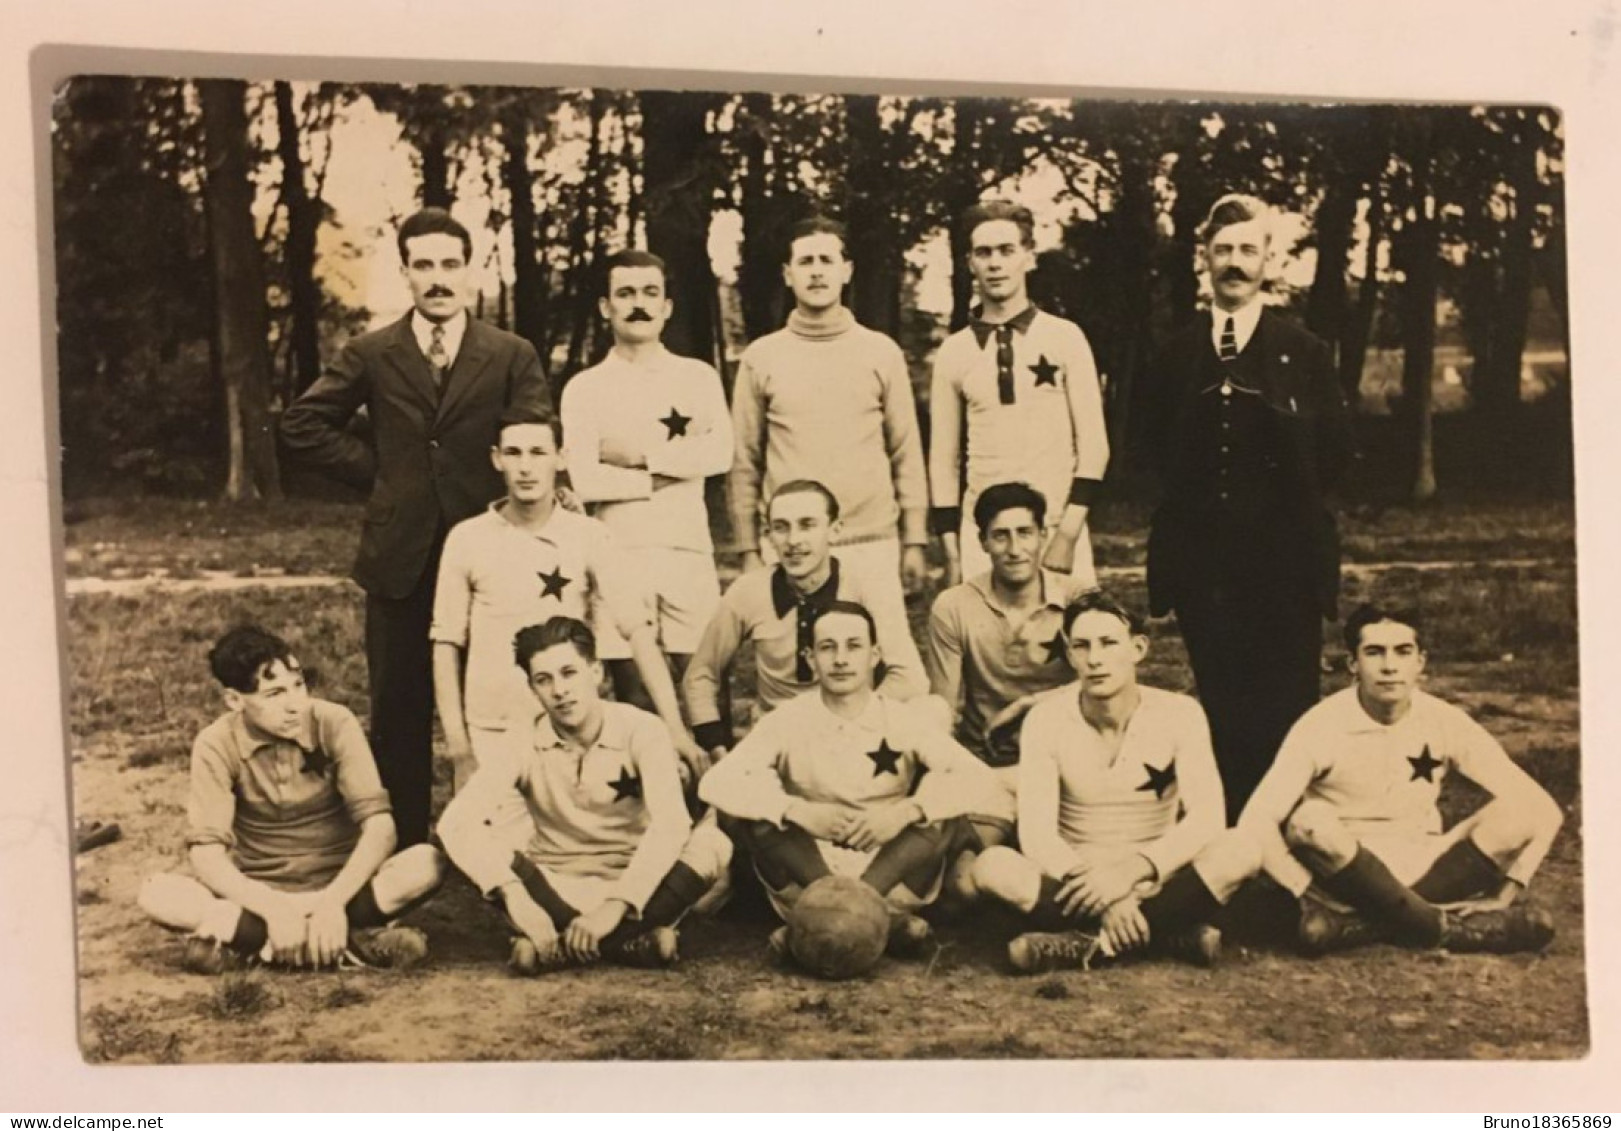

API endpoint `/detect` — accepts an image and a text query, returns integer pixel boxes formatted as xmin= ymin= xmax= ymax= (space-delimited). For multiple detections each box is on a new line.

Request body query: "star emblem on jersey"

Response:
xmin=1408 ymin=744 xmax=1442 ymax=783
xmin=1137 ymin=761 xmax=1177 ymax=800
xmin=1041 ymin=630 xmax=1069 ymax=665
xmin=867 ymin=740 xmax=903 ymax=777
xmin=538 ymin=566 xmax=572 ymax=600
xmin=1029 ymin=354 xmax=1060 ymax=387
xmin=609 ymin=766 xmax=643 ymax=802
xmin=659 ymin=407 xmax=691 ymax=439
xmin=299 ymin=747 xmax=332 ymax=778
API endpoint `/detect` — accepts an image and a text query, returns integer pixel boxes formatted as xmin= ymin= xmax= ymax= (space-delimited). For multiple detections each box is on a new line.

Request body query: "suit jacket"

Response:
xmin=280 ymin=314 xmax=553 ymax=599
xmin=1136 ymin=307 xmax=1354 ymax=620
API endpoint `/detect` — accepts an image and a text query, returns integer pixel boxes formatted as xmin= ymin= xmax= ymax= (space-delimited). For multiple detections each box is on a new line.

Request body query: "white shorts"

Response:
xmin=520 ymin=813 xmax=733 ymax=918
xmin=595 ymin=546 xmax=721 ymax=660
xmin=1351 ymin=817 xmax=1474 ymax=887
xmin=762 ymin=837 xmax=945 ymax=922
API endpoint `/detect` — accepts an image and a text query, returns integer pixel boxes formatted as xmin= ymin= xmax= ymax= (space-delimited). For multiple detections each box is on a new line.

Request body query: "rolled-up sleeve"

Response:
xmin=185 ymin=730 xmax=239 ymax=851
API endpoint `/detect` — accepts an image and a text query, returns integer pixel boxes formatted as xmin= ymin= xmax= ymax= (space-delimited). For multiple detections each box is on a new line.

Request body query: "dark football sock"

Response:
xmin=344 ymin=884 xmax=388 ymax=929
xmin=630 ymin=862 xmax=709 ymax=930
xmin=862 ymin=824 xmax=944 ymax=896
xmin=511 ymin=853 xmax=583 ymax=927
xmin=1140 ymin=865 xmax=1222 ymax=937
xmin=1028 ymin=874 xmax=1077 ymax=931
xmin=1319 ymin=846 xmax=1443 ymax=946
xmin=742 ymin=820 xmax=832 ymax=890
xmin=1411 ymin=836 xmax=1505 ymax=904
xmin=228 ymin=909 xmax=269 ymax=956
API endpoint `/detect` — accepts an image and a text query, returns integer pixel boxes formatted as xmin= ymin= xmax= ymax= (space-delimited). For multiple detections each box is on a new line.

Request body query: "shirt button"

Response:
xmin=428 ymin=439 xmax=441 ymax=450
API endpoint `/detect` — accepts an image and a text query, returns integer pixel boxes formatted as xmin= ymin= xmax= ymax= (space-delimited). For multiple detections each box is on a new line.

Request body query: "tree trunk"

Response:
xmin=1394 ymin=136 xmax=1441 ymax=504
xmin=419 ymin=122 xmax=452 ymax=208
xmin=941 ymin=99 xmax=994 ymax=331
xmin=639 ymin=91 xmax=720 ymax=365
xmin=736 ymin=93 xmax=789 ymax=341
xmin=564 ymin=92 xmax=608 ymax=376
xmin=273 ymin=82 xmax=322 ymax=403
xmin=1304 ymin=176 xmax=1357 ymax=358
xmin=845 ymin=96 xmax=903 ymax=337
xmin=502 ymin=98 xmax=547 ymax=361
xmin=1479 ymin=135 xmax=1538 ymax=420
xmin=1339 ymin=192 xmax=1383 ymax=403
xmin=199 ymin=79 xmax=282 ymax=501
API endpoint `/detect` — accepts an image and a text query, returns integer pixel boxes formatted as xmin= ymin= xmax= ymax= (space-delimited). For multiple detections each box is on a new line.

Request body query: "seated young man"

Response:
xmin=924 ymin=481 xmax=1093 ymax=866
xmin=433 ymin=409 xmax=710 ymax=821
xmin=971 ymin=591 xmax=1257 ymax=972
xmin=138 ymin=626 xmax=446 ymax=974
xmin=1238 ymin=603 xmax=1561 ymax=955
xmin=437 ymin=617 xmax=732 ymax=973
xmin=699 ymin=600 xmax=1000 ymax=957
xmin=683 ymin=479 xmax=926 ymax=759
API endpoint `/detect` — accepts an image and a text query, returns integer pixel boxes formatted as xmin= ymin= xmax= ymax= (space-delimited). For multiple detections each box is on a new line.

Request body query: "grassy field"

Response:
xmin=62 ymin=498 xmax=1585 ymax=1062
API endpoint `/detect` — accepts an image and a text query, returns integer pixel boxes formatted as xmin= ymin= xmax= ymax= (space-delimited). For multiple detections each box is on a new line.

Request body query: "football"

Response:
xmin=787 ymin=875 xmax=891 ymax=980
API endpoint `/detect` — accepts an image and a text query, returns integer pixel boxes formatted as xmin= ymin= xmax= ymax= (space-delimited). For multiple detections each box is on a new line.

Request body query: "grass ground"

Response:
xmin=62 ymin=498 xmax=1585 ymax=1062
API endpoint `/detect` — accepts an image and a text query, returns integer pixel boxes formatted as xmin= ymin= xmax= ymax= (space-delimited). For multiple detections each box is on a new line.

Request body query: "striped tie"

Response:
xmin=1219 ymin=315 xmax=1238 ymax=361
xmin=428 ymin=324 xmax=449 ymax=391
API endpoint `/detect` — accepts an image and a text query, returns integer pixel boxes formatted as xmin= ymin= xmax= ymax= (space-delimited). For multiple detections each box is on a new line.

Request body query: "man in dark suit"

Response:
xmin=1137 ymin=194 xmax=1355 ymax=824
xmin=280 ymin=208 xmax=552 ymax=846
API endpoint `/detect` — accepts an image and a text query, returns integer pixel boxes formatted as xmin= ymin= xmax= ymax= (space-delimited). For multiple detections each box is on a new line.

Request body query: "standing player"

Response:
xmin=970 ymin=592 xmax=1254 ymax=972
xmin=1237 ymin=603 xmax=1561 ymax=955
xmin=431 ymin=411 xmax=709 ymax=822
xmin=700 ymin=601 xmax=1000 ymax=957
xmin=280 ymin=208 xmax=552 ymax=847
xmin=683 ymin=479 xmax=926 ymax=759
xmin=924 ymin=481 xmax=1091 ymax=866
xmin=438 ymin=617 xmax=732 ymax=973
xmin=928 ymin=200 xmax=1109 ymax=589
xmin=1135 ymin=193 xmax=1355 ymax=822
xmin=728 ymin=216 xmax=929 ymax=637
xmin=562 ymin=250 xmax=733 ymax=706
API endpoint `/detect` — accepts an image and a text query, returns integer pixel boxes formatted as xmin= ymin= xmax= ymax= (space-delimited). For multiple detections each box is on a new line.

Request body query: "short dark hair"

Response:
xmin=784 ymin=215 xmax=849 ymax=262
xmin=1198 ymin=193 xmax=1270 ymax=245
xmin=811 ymin=599 xmax=878 ymax=645
xmin=397 ymin=207 xmax=473 ymax=263
xmin=973 ymin=481 xmax=1047 ymax=538
xmin=514 ymin=616 xmax=598 ymax=671
xmin=497 ymin=403 xmax=561 ymax=446
xmin=1343 ymin=603 xmax=1423 ymax=655
xmin=601 ymin=249 xmax=670 ymax=295
xmin=1062 ymin=590 xmax=1146 ymax=638
xmin=208 ymin=624 xmax=300 ymax=693
xmin=961 ymin=199 xmax=1036 ymax=248
xmin=769 ymin=479 xmax=840 ymax=523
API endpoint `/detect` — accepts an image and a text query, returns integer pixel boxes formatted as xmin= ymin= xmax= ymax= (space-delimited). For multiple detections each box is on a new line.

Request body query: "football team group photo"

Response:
xmin=55 ymin=74 xmax=1582 ymax=1062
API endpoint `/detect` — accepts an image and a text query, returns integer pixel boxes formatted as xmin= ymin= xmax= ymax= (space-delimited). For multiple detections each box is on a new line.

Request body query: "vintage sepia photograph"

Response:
xmin=52 ymin=65 xmax=1582 ymax=1067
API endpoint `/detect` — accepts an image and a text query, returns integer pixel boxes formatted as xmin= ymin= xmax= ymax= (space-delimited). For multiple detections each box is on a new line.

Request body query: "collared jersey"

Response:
xmin=699 ymin=691 xmax=1001 ymax=828
xmin=928 ymin=308 xmax=1108 ymax=516
xmin=561 ymin=346 xmax=733 ymax=553
xmin=924 ymin=569 xmax=1085 ymax=758
xmin=438 ymin=701 xmax=690 ymax=913
xmin=1017 ymin=686 xmax=1224 ymax=881
xmin=185 ymin=699 xmax=392 ymax=892
xmin=431 ymin=501 xmax=652 ymax=729
xmin=682 ymin=556 xmax=927 ymax=741
xmin=1243 ymin=687 xmax=1558 ymax=891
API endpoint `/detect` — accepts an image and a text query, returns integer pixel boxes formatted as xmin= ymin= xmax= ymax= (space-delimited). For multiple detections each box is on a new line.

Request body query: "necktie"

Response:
xmin=1219 ymin=315 xmax=1238 ymax=362
xmin=428 ymin=324 xmax=449 ymax=390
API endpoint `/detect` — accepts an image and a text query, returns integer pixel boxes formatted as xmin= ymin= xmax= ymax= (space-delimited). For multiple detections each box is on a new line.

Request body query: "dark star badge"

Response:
xmin=1137 ymin=761 xmax=1177 ymax=800
xmin=538 ymin=566 xmax=572 ymax=600
xmin=1408 ymin=744 xmax=1442 ymax=783
xmin=660 ymin=407 xmax=691 ymax=439
xmin=867 ymin=739 xmax=903 ymax=777
xmin=1029 ymin=354 xmax=1060 ymax=388
xmin=299 ymin=747 xmax=332 ymax=778
xmin=609 ymin=766 xmax=643 ymax=802
xmin=1041 ymin=630 xmax=1069 ymax=665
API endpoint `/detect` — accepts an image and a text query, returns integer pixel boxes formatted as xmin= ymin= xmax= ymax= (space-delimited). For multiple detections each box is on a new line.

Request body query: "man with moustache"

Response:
xmin=683 ymin=479 xmax=926 ymax=761
xmin=280 ymin=208 xmax=552 ymax=846
xmin=561 ymin=250 xmax=733 ymax=706
xmin=729 ymin=216 xmax=930 ymax=634
xmin=928 ymin=200 xmax=1109 ymax=589
xmin=1135 ymin=193 xmax=1355 ymax=822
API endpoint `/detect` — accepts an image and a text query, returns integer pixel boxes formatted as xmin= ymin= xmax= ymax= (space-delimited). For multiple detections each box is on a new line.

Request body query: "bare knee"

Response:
xmin=681 ymin=820 xmax=735 ymax=884
xmin=1194 ymin=829 xmax=1264 ymax=895
xmin=1284 ymin=800 xmax=1352 ymax=858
